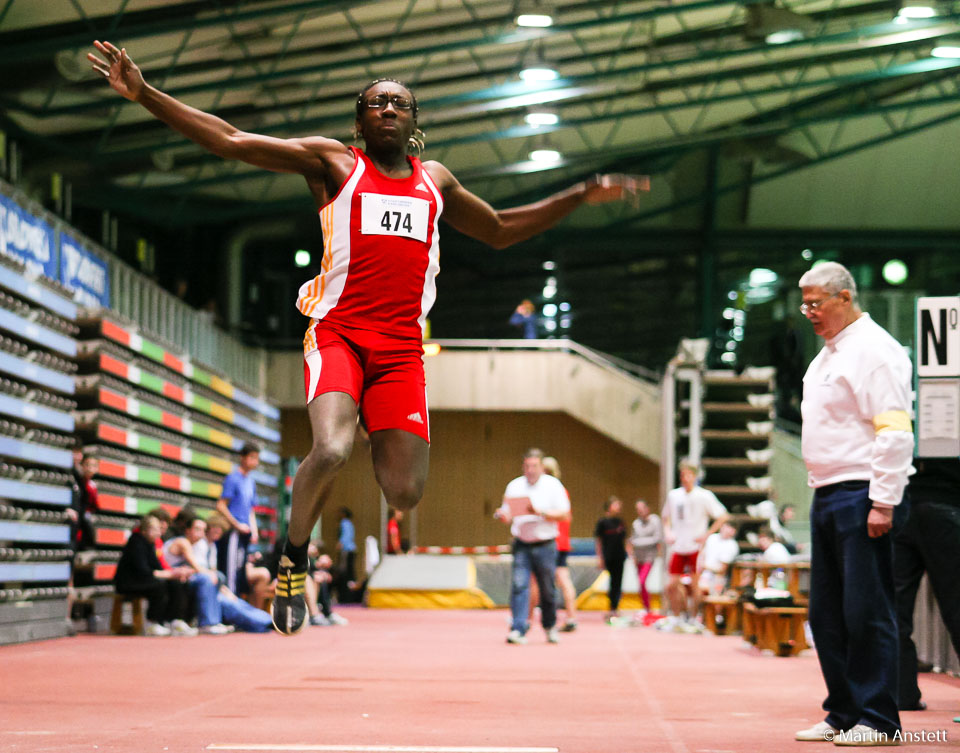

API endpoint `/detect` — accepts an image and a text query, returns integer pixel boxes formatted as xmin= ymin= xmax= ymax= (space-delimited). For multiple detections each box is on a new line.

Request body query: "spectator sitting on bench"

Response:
xmin=163 ymin=512 xmax=226 ymax=635
xmin=203 ymin=514 xmax=274 ymax=633
xmin=697 ymin=521 xmax=740 ymax=597
xmin=305 ymin=542 xmax=349 ymax=627
xmin=245 ymin=549 xmax=275 ymax=612
xmin=758 ymin=527 xmax=791 ymax=565
xmin=114 ymin=513 xmax=194 ymax=636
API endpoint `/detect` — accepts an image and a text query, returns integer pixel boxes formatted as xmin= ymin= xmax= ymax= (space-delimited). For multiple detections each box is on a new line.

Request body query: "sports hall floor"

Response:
xmin=1 ymin=609 xmax=957 ymax=753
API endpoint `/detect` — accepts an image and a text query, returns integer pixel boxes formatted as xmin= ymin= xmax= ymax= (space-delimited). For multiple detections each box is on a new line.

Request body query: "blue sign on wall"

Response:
xmin=0 ymin=193 xmax=57 ymax=279
xmin=60 ymin=234 xmax=111 ymax=308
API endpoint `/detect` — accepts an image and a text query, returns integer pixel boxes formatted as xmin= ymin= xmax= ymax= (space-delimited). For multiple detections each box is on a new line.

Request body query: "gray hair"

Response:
xmin=798 ymin=262 xmax=858 ymax=301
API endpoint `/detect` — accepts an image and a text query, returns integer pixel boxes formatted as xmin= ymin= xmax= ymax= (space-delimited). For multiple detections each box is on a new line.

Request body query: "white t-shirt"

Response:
xmin=501 ymin=473 xmax=570 ymax=543
xmin=662 ymin=485 xmax=728 ymax=555
xmin=801 ymin=313 xmax=914 ymax=506
xmin=699 ymin=533 xmax=739 ymax=573
xmin=761 ymin=541 xmax=791 ymax=565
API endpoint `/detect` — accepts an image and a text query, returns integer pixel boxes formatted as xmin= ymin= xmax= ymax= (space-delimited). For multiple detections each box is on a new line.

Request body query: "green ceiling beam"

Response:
xmin=0 ymin=0 xmax=387 ymax=65
xmin=10 ymin=0 xmax=909 ymax=118
xmin=113 ymin=59 xmax=960 ymax=194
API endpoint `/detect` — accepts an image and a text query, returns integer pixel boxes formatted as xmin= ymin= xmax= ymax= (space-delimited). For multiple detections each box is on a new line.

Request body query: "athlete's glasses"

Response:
xmin=799 ymin=292 xmax=840 ymax=315
xmin=362 ymin=94 xmax=414 ymax=111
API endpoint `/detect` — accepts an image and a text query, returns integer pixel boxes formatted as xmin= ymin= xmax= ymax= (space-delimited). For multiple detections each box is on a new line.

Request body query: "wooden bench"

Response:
xmin=743 ymin=602 xmax=809 ymax=656
xmin=109 ymin=594 xmax=145 ymax=635
xmin=703 ymin=595 xmax=741 ymax=635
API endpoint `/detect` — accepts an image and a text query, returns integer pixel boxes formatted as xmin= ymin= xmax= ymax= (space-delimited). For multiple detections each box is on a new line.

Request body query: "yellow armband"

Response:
xmin=872 ymin=410 xmax=912 ymax=434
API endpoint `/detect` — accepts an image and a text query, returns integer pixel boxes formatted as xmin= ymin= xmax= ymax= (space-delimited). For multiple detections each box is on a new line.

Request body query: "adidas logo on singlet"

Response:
xmin=414 ymin=182 xmax=429 ymax=192
xmin=407 ymin=412 xmax=424 ymax=424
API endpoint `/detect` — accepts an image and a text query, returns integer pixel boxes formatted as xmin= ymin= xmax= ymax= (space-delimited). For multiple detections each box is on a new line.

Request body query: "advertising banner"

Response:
xmin=60 ymin=233 xmax=111 ymax=308
xmin=0 ymin=193 xmax=57 ymax=279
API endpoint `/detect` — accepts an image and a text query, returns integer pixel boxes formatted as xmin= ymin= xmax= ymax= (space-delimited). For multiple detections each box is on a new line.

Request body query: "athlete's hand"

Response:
xmin=88 ymin=40 xmax=145 ymax=102
xmin=583 ymin=174 xmax=651 ymax=206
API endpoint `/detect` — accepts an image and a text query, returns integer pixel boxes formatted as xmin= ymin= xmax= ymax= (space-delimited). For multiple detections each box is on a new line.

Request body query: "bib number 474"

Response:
xmin=381 ymin=211 xmax=413 ymax=234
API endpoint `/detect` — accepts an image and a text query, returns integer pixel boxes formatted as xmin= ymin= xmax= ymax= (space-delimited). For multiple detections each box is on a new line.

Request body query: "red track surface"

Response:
xmin=1 ymin=609 xmax=957 ymax=753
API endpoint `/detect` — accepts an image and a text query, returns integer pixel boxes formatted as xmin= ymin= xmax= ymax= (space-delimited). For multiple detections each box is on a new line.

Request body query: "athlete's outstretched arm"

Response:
xmin=88 ymin=40 xmax=340 ymax=176
xmin=425 ymin=161 xmax=649 ymax=250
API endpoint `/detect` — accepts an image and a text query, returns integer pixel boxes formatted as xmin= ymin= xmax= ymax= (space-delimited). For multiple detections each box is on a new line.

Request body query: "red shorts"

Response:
xmin=302 ymin=320 xmax=429 ymax=443
xmin=668 ymin=551 xmax=699 ymax=576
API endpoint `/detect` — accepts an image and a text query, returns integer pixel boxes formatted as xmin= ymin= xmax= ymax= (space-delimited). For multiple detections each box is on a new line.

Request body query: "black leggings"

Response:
xmin=605 ymin=556 xmax=625 ymax=611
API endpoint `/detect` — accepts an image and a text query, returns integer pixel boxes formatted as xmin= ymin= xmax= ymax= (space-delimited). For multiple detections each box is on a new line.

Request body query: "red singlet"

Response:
xmin=297 ymin=148 xmax=443 ymax=443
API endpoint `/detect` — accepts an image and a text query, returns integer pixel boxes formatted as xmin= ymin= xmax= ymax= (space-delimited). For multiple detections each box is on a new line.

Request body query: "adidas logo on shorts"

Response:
xmin=407 ymin=412 xmax=424 ymax=424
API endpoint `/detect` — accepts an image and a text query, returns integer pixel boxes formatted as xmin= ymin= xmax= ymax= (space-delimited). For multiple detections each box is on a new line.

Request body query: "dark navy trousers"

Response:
xmin=808 ymin=480 xmax=907 ymax=736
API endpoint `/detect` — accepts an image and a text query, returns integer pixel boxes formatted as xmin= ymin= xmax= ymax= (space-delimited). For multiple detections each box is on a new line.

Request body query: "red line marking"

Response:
xmin=160 ymin=443 xmax=182 ymax=461
xmin=101 ymin=319 xmax=130 ymax=346
xmin=163 ymin=352 xmax=184 ymax=373
xmin=94 ymin=564 xmax=117 ymax=581
xmin=99 ymin=388 xmax=127 ymax=412
xmin=100 ymin=353 xmax=128 ymax=378
xmin=95 ymin=528 xmax=128 ymax=546
xmin=98 ymin=460 xmax=126 ymax=479
xmin=160 ymin=472 xmax=181 ymax=490
xmin=99 ymin=424 xmax=127 ymax=445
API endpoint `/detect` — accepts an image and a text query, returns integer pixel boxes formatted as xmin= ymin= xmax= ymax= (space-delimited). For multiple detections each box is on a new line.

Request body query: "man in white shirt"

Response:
xmin=794 ymin=262 xmax=912 ymax=747
xmin=697 ymin=521 xmax=739 ymax=595
xmin=661 ymin=461 xmax=729 ymax=624
xmin=495 ymin=447 xmax=570 ymax=645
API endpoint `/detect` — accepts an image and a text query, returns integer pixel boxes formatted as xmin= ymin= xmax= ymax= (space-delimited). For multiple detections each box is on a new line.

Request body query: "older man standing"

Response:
xmin=495 ymin=448 xmax=570 ymax=645
xmin=795 ymin=262 xmax=913 ymax=747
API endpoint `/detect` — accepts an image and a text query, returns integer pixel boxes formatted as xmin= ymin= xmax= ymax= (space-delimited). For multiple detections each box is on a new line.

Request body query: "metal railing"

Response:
xmin=429 ymin=337 xmax=660 ymax=384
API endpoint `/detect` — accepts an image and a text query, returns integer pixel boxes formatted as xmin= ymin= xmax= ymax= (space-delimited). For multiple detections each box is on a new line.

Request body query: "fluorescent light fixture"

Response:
xmin=529 ymin=148 xmax=561 ymax=162
xmin=898 ymin=5 xmax=936 ymax=19
xmin=932 ymin=45 xmax=960 ymax=57
xmin=749 ymin=268 xmax=778 ymax=286
xmin=516 ymin=13 xmax=553 ymax=27
xmin=544 ymin=319 xmax=558 ymax=332
xmin=525 ymin=111 xmax=560 ymax=126
xmin=559 ymin=302 xmax=571 ymax=312
xmin=542 ymin=303 xmax=558 ymax=317
xmin=294 ymin=249 xmax=311 ymax=267
xmin=520 ymin=66 xmax=559 ymax=82
xmin=542 ymin=260 xmax=556 ymax=270
xmin=765 ymin=29 xmax=804 ymax=44
xmin=801 ymin=248 xmax=813 ymax=260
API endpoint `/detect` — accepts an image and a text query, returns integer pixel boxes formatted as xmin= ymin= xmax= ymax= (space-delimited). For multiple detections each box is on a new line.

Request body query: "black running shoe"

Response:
xmin=271 ymin=555 xmax=308 ymax=636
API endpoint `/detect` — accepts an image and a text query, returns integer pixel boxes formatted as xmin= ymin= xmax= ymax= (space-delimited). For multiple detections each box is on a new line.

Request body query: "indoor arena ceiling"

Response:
xmin=4 ymin=0 xmax=960 ymax=228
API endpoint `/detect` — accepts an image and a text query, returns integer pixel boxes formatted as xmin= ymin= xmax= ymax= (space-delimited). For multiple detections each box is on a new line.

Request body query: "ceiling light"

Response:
xmin=520 ymin=66 xmax=559 ymax=82
xmin=294 ymin=249 xmax=311 ymax=267
xmin=882 ymin=259 xmax=909 ymax=285
xmin=529 ymin=148 xmax=561 ymax=162
xmin=525 ymin=111 xmax=559 ymax=126
xmin=765 ymin=29 xmax=804 ymax=44
xmin=516 ymin=13 xmax=553 ymax=27
xmin=897 ymin=4 xmax=936 ymax=19
xmin=542 ymin=260 xmax=556 ymax=270
xmin=932 ymin=45 xmax=960 ymax=57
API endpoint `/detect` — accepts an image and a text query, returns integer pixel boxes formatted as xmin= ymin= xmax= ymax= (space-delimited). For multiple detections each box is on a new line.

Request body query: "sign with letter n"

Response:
xmin=915 ymin=296 xmax=960 ymax=457
xmin=916 ymin=297 xmax=960 ymax=377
